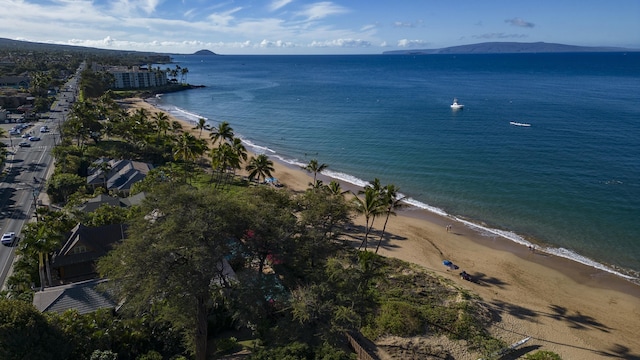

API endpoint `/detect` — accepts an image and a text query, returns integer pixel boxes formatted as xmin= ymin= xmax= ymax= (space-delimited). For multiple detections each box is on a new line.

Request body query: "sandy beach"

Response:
xmin=124 ymin=97 xmax=640 ymax=359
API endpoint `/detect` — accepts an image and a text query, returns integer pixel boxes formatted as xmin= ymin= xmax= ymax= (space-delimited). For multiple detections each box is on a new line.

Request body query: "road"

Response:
xmin=0 ymin=71 xmax=80 ymax=288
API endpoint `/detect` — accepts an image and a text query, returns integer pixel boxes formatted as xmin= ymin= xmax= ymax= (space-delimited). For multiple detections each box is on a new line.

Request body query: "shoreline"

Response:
xmin=128 ymin=97 xmax=640 ymax=358
xmin=148 ymin=94 xmax=640 ymax=285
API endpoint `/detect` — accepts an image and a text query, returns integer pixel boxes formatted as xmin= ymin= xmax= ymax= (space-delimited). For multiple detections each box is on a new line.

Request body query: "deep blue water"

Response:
xmin=153 ymin=53 xmax=640 ymax=279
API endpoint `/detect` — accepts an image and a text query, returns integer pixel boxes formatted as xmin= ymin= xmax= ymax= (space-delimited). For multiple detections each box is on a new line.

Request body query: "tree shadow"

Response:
xmin=469 ymin=272 xmax=508 ymax=289
xmin=596 ymin=343 xmax=640 ymax=360
xmin=499 ymin=345 xmax=541 ymax=360
xmin=25 ymin=161 xmax=46 ymax=173
xmin=489 ymin=299 xmax=539 ymax=321
xmin=545 ymin=305 xmax=611 ymax=333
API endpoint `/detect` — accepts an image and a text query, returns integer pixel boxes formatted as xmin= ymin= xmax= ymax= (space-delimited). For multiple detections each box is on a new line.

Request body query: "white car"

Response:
xmin=1 ymin=232 xmax=16 ymax=246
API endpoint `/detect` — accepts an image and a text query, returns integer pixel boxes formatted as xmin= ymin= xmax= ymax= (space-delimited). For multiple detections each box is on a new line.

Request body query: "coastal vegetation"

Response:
xmin=0 ymin=52 xmax=565 ymax=360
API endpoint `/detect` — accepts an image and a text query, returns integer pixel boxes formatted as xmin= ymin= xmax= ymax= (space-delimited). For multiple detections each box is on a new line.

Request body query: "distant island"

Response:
xmin=382 ymin=41 xmax=638 ymax=55
xmin=193 ymin=49 xmax=217 ymax=55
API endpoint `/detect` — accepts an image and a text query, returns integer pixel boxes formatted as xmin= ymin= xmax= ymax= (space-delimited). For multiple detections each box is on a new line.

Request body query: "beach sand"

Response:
xmin=124 ymin=98 xmax=640 ymax=359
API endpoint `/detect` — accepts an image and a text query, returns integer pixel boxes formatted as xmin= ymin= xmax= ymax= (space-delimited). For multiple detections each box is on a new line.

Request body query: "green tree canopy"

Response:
xmin=0 ymin=299 xmax=70 ymax=359
xmin=97 ymin=184 xmax=251 ymax=360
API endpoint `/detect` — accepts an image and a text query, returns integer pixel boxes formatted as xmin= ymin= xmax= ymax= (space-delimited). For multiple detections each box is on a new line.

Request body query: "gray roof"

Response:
xmin=87 ymin=159 xmax=153 ymax=192
xmin=51 ymin=223 xmax=127 ymax=268
xmin=32 ymin=279 xmax=116 ymax=314
xmin=78 ymin=192 xmax=146 ymax=213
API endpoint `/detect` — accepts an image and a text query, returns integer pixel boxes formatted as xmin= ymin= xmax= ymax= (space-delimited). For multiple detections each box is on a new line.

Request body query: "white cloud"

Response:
xmin=269 ymin=0 xmax=294 ymax=12
xmin=260 ymin=39 xmax=295 ymax=48
xmin=360 ymin=24 xmax=377 ymax=32
xmin=505 ymin=17 xmax=535 ymax=28
xmin=295 ymin=2 xmax=349 ymax=21
xmin=207 ymin=7 xmax=243 ymax=27
xmin=393 ymin=21 xmax=414 ymax=28
xmin=309 ymin=38 xmax=371 ymax=48
xmin=397 ymin=39 xmax=428 ymax=47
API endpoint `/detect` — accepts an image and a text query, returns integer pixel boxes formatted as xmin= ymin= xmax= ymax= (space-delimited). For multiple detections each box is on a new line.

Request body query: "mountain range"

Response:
xmin=382 ymin=42 xmax=638 ymax=55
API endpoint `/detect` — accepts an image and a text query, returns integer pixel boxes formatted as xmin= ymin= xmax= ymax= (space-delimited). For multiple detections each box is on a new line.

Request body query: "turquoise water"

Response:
xmin=153 ymin=53 xmax=640 ymax=280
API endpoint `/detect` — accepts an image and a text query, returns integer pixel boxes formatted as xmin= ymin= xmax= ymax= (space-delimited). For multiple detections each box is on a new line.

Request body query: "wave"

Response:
xmin=266 ymin=150 xmax=639 ymax=283
xmin=242 ymin=138 xmax=276 ymax=155
xmin=148 ymin=100 xmax=639 ymax=284
xmin=170 ymin=107 xmax=208 ymax=123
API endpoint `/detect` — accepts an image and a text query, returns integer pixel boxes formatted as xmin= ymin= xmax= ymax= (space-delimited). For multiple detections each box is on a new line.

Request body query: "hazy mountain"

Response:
xmin=382 ymin=42 xmax=638 ymax=55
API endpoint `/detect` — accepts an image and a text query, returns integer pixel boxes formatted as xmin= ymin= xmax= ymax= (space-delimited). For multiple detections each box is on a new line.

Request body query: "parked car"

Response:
xmin=28 ymin=136 xmax=41 ymax=141
xmin=18 ymin=142 xmax=31 ymax=147
xmin=1 ymin=232 xmax=16 ymax=246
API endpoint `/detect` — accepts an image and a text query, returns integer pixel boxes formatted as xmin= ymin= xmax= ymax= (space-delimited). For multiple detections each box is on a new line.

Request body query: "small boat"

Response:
xmin=510 ymin=121 xmax=531 ymax=127
xmin=450 ymin=98 xmax=464 ymax=110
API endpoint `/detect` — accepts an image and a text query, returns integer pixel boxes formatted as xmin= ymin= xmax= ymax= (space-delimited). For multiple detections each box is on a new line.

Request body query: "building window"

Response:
xmin=72 ymin=245 xmax=88 ymax=254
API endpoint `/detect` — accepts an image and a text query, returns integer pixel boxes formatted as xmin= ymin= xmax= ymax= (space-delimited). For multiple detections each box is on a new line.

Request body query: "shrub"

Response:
xmin=373 ymin=301 xmax=424 ymax=337
xmin=216 ymin=337 xmax=238 ymax=354
xmin=525 ymin=350 xmax=562 ymax=360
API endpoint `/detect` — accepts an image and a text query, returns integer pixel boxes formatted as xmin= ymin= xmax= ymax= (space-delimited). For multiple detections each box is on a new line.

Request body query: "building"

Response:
xmin=92 ymin=63 xmax=167 ymax=89
xmin=32 ymin=279 xmax=117 ymax=314
xmin=50 ymin=223 xmax=127 ymax=283
xmin=87 ymin=158 xmax=153 ymax=195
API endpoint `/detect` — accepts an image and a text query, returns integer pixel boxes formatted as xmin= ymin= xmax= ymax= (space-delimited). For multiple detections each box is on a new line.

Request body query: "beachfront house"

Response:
xmin=87 ymin=158 xmax=153 ymax=195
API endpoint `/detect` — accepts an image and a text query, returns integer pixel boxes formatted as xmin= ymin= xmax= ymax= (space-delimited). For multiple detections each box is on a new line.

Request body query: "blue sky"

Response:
xmin=1 ymin=0 xmax=638 ymax=54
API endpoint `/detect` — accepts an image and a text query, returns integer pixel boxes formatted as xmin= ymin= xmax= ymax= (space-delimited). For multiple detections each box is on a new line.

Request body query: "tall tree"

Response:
xmin=193 ymin=118 xmax=209 ymax=138
xmin=304 ymin=159 xmax=328 ymax=185
xmin=17 ymin=222 xmax=64 ymax=289
xmin=351 ymin=187 xmax=384 ymax=251
xmin=243 ymin=187 xmax=296 ymax=275
xmin=375 ymin=184 xmax=405 ymax=254
xmin=245 ymin=154 xmax=275 ymax=183
xmin=209 ymin=121 xmax=234 ymax=146
xmin=97 ymin=184 xmax=250 ymax=360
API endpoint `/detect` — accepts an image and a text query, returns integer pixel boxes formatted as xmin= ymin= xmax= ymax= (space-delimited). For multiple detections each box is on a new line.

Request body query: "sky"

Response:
xmin=1 ymin=0 xmax=639 ymax=55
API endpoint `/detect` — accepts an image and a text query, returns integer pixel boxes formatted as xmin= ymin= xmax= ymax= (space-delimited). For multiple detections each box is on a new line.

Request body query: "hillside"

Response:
xmin=383 ymin=41 xmax=637 ymax=55
xmin=0 ymin=37 xmax=172 ymax=63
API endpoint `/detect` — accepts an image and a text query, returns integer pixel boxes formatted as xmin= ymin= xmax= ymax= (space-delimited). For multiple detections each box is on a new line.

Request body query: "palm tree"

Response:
xmin=304 ymin=159 xmax=328 ymax=184
xmin=209 ymin=121 xmax=234 ymax=146
xmin=325 ymin=180 xmax=348 ymax=197
xmin=375 ymin=184 xmax=406 ymax=254
xmin=209 ymin=143 xmax=238 ymax=187
xmin=152 ymin=112 xmax=171 ymax=138
xmin=173 ymin=132 xmax=207 ymax=164
xmin=193 ymin=118 xmax=209 ymax=138
xmin=181 ymin=67 xmax=189 ymax=84
xmin=245 ymin=154 xmax=275 ymax=183
xmin=351 ymin=186 xmax=384 ymax=251
xmin=18 ymin=222 xmax=64 ymax=289
xmin=230 ymin=137 xmax=248 ymax=165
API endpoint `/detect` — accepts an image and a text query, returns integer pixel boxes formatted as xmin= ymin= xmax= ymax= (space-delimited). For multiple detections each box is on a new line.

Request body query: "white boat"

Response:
xmin=450 ymin=98 xmax=464 ymax=110
xmin=510 ymin=121 xmax=531 ymax=127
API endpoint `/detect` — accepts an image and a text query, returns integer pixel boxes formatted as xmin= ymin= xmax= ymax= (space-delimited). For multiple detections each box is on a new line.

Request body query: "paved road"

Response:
xmin=0 ymin=73 xmax=80 ymax=288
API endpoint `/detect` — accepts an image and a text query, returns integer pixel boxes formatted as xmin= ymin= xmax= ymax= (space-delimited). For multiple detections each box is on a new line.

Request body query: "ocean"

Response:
xmin=151 ymin=52 xmax=640 ymax=281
